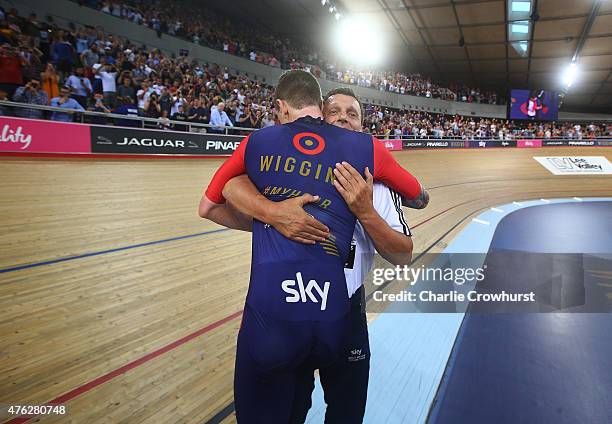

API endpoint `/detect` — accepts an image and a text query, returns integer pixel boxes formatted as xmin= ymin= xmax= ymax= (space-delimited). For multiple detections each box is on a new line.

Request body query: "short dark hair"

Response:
xmin=275 ymin=70 xmax=321 ymax=109
xmin=324 ymin=87 xmax=364 ymax=121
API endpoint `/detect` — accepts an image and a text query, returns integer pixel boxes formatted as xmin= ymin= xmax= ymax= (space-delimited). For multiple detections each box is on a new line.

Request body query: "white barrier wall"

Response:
xmin=5 ymin=0 xmax=611 ymax=121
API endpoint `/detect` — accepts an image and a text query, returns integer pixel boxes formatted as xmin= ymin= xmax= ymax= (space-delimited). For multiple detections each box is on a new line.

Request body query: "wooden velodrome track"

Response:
xmin=1 ymin=146 xmax=611 ymax=423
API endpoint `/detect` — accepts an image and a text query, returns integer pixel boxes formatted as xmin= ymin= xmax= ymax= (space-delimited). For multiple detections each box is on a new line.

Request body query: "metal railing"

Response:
xmin=0 ymin=100 xmax=257 ymax=135
xmin=1 ymin=100 xmax=610 ymax=141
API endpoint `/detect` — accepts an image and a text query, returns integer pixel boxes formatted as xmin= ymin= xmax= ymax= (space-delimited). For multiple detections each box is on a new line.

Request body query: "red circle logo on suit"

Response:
xmin=293 ymin=132 xmax=326 ymax=155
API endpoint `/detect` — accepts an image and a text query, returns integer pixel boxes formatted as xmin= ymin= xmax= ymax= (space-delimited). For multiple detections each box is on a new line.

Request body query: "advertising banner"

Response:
xmin=567 ymin=140 xmax=596 ymax=146
xmin=517 ymin=139 xmax=542 ymax=148
xmin=402 ymin=140 xmax=426 ymax=148
xmin=90 ymin=126 xmax=243 ymax=155
xmin=542 ymin=140 xmax=568 ymax=146
xmin=0 ymin=117 xmax=91 ymax=153
xmin=383 ymin=139 xmax=403 ymax=151
xmin=533 ymin=156 xmax=612 ymax=175
xmin=401 ymin=140 xmax=465 ymax=149
xmin=466 ymin=140 xmax=516 ymax=148
xmin=423 ymin=141 xmax=450 ymax=148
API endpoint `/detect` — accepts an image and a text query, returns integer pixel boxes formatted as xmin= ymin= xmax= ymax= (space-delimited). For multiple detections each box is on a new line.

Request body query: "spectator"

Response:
xmin=40 ymin=63 xmax=60 ymax=104
xmin=250 ymin=109 xmax=262 ymax=129
xmin=12 ymin=77 xmax=48 ymax=119
xmin=112 ymin=95 xmax=140 ymax=127
xmin=116 ymin=72 xmax=136 ymax=104
xmin=64 ymin=66 xmax=92 ymax=108
xmin=50 ymin=32 xmax=74 ymax=77
xmin=19 ymin=45 xmax=43 ymax=83
xmin=170 ymin=91 xmax=187 ymax=116
xmin=80 ymin=43 xmax=100 ymax=71
xmin=261 ymin=110 xmax=275 ymax=127
xmin=0 ymin=89 xmax=9 ymax=116
xmin=187 ymin=97 xmax=209 ymax=132
xmin=224 ymin=100 xmax=237 ymax=123
xmin=159 ymin=87 xmax=173 ymax=117
xmin=142 ymin=90 xmax=161 ymax=127
xmin=50 ymin=87 xmax=84 ymax=122
xmin=89 ymin=93 xmax=111 ymax=125
xmin=0 ymin=17 xmax=18 ymax=46
xmin=96 ymin=62 xmax=118 ymax=108
xmin=22 ymin=13 xmax=41 ymax=39
xmin=136 ymin=81 xmax=152 ymax=114
xmin=236 ymin=104 xmax=251 ymax=130
xmin=157 ymin=110 xmax=172 ymax=130
xmin=74 ymin=28 xmax=89 ymax=55
xmin=0 ymin=43 xmax=25 ymax=99
xmin=209 ymin=101 xmax=233 ymax=133
xmin=171 ymin=103 xmax=188 ymax=131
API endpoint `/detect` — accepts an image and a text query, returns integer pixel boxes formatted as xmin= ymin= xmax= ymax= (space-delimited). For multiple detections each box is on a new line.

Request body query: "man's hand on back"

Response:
xmin=221 ymin=175 xmax=330 ymax=244
xmin=265 ymin=194 xmax=330 ymax=245
xmin=332 ymin=161 xmax=376 ymax=220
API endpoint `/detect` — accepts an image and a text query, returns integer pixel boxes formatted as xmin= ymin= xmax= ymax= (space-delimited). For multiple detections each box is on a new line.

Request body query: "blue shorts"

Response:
xmin=290 ymin=286 xmax=371 ymax=424
xmin=234 ymin=304 xmax=351 ymax=423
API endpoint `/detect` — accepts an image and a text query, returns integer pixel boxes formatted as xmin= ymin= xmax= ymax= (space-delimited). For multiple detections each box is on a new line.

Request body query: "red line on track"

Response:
xmin=3 ymin=310 xmax=243 ymax=424
xmin=3 ymin=199 xmax=471 ymax=424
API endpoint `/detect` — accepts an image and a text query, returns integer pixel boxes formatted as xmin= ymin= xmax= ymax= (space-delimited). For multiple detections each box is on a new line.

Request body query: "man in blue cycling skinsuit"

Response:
xmin=199 ymin=70 xmax=424 ymax=423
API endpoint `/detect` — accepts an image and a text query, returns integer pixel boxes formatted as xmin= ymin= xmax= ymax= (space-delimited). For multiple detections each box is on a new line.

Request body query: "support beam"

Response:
xmin=413 ymin=10 xmax=612 ymax=31
xmin=525 ymin=0 xmax=539 ymax=85
xmin=563 ymin=0 xmax=603 ymax=109
xmin=503 ymin=0 xmax=510 ymax=87
xmin=570 ymin=0 xmax=603 ymax=63
xmin=451 ymin=0 xmax=473 ymax=81
xmin=401 ymin=0 xmax=441 ymax=73
xmin=376 ymin=0 xmax=421 ymax=71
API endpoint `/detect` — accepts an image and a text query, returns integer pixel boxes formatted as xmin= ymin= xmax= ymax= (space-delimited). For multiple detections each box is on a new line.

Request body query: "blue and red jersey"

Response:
xmin=206 ymin=116 xmax=421 ymax=321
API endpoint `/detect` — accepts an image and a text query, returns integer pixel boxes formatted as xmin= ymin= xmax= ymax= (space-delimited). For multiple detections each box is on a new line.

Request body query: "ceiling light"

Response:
xmin=511 ymin=1 xmax=531 ymax=12
xmin=562 ymin=62 xmax=578 ymax=87
xmin=334 ymin=16 xmax=385 ymax=66
xmin=511 ymin=22 xmax=529 ymax=34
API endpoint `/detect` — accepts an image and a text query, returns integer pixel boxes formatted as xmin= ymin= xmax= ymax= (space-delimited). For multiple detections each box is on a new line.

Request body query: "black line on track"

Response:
xmin=204 ymin=402 xmax=235 ymax=424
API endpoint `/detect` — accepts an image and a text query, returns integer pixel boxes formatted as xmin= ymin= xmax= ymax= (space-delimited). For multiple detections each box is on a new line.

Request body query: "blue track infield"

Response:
xmin=306 ymin=198 xmax=612 ymax=424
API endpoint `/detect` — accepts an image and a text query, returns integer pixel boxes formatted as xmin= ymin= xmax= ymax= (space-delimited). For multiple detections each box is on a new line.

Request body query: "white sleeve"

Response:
xmin=372 ymin=183 xmax=411 ymax=236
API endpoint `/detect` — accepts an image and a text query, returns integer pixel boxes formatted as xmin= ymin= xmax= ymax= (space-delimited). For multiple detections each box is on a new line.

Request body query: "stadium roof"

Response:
xmin=210 ymin=0 xmax=612 ymax=113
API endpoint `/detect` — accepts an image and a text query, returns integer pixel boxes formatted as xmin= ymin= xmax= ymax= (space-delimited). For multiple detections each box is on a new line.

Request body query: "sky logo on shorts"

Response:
xmin=293 ymin=132 xmax=325 ymax=155
xmin=281 ymin=271 xmax=330 ymax=310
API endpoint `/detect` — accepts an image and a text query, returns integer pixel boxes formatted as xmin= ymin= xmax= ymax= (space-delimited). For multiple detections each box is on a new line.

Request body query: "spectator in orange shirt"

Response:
xmin=40 ymin=63 xmax=60 ymax=103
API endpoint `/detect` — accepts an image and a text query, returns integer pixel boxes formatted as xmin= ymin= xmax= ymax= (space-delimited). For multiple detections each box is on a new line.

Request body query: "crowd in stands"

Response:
xmin=365 ymin=106 xmax=612 ymax=139
xmin=0 ymin=6 xmax=277 ymax=131
xmin=326 ymin=68 xmax=499 ymax=104
xmin=77 ymin=0 xmax=502 ymax=104
xmin=1 ymin=6 xmax=610 ymax=139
